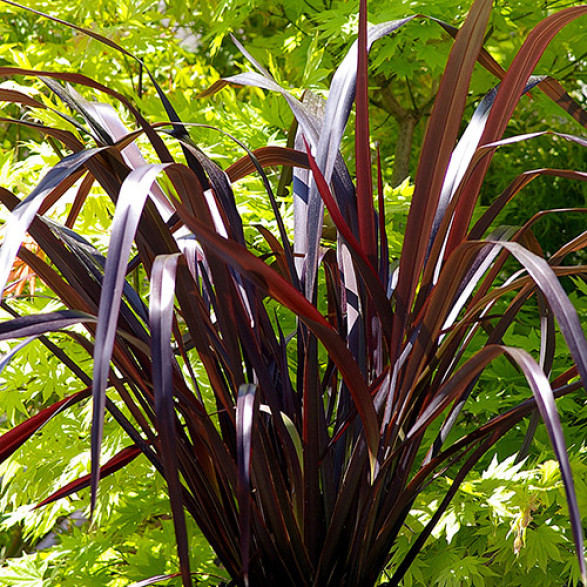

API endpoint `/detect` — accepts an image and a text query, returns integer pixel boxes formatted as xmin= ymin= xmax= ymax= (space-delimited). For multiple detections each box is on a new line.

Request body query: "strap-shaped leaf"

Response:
xmin=393 ymin=0 xmax=493 ymax=358
xmin=36 ymin=445 xmax=141 ymax=508
xmin=445 ymin=5 xmax=587 ymax=255
xmin=43 ymin=83 xmax=177 ymax=222
xmin=303 ymin=138 xmax=393 ymax=344
xmin=304 ymin=16 xmax=415 ymax=299
xmin=0 ymin=310 xmax=94 ymax=340
xmin=505 ymin=347 xmax=586 ymax=583
xmin=172 ymin=201 xmax=380 ymax=471
xmin=499 ymin=242 xmax=587 ymax=386
xmin=149 ymin=252 xmax=192 ymax=587
xmin=236 ymin=383 xmax=257 ymax=586
xmin=203 ymin=17 xmax=414 ymax=299
xmin=428 ymin=76 xmax=546 ymax=267
xmin=0 ymin=147 xmax=105 ymax=300
xmin=355 ymin=0 xmax=375 ymax=265
xmin=226 ymin=147 xmax=309 ymax=183
xmin=0 ymin=87 xmax=47 ymax=109
xmin=91 ymin=163 xmax=172 ymax=514
xmin=0 ymin=389 xmax=89 ymax=463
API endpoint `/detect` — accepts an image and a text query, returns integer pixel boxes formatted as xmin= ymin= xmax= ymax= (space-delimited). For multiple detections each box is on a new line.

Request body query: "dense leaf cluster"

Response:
xmin=0 ymin=1 xmax=585 ymax=586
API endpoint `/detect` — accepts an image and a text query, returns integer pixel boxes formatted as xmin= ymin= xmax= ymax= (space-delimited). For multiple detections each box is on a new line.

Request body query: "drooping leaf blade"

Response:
xmin=90 ymin=163 xmax=172 ymax=514
xmin=149 ymin=252 xmax=192 ymax=587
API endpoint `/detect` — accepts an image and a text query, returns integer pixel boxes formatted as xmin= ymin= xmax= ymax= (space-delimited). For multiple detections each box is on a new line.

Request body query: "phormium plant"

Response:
xmin=0 ymin=0 xmax=586 ymax=585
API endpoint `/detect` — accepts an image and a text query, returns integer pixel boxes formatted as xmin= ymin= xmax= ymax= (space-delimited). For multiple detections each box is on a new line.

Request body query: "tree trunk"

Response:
xmin=391 ymin=114 xmax=417 ymax=187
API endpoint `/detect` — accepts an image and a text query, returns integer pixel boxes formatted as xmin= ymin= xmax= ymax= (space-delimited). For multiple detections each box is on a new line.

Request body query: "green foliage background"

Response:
xmin=0 ymin=0 xmax=585 ymax=585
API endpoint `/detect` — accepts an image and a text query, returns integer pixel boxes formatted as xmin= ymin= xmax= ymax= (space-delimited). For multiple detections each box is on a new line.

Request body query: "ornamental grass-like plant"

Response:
xmin=0 ymin=0 xmax=586 ymax=585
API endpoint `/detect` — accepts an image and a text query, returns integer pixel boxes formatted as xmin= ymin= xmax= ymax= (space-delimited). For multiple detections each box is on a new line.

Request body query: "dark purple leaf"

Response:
xmin=505 ymin=347 xmax=586 ymax=583
xmin=236 ymin=383 xmax=257 ymax=586
xmin=172 ymin=200 xmax=380 ymax=468
xmin=226 ymin=146 xmax=309 ymax=183
xmin=393 ymin=0 xmax=493 ymax=358
xmin=36 ymin=445 xmax=141 ymax=508
xmin=355 ymin=0 xmax=375 ymax=265
xmin=0 ymin=148 xmax=105 ymax=300
xmin=91 ymin=163 xmax=174 ymax=514
xmin=499 ymin=242 xmax=587 ymax=388
xmin=0 ymin=390 xmax=90 ymax=463
xmin=302 ymin=138 xmax=393 ymax=343
xmin=303 ymin=16 xmax=415 ymax=299
xmin=0 ymin=310 xmax=94 ymax=340
xmin=446 ymin=5 xmax=587 ymax=254
xmin=149 ymin=252 xmax=192 ymax=587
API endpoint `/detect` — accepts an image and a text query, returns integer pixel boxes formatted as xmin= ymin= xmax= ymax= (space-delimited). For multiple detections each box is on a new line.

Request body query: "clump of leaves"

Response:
xmin=0 ymin=0 xmax=586 ymax=586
